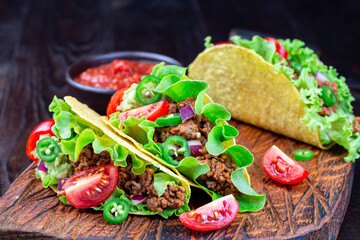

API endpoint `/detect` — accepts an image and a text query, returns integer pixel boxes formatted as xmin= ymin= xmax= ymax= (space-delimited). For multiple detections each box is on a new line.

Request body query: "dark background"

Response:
xmin=0 ymin=0 xmax=359 ymax=239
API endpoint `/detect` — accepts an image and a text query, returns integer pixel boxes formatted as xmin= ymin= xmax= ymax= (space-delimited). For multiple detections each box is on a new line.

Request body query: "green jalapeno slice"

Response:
xmin=136 ymin=75 xmax=162 ymax=105
xmin=293 ymin=149 xmax=314 ymax=161
xmin=163 ymin=136 xmax=191 ymax=166
xmin=320 ymin=85 xmax=337 ymax=107
xmin=155 ymin=113 xmax=182 ymax=127
xmin=103 ymin=198 xmax=130 ymax=224
xmin=36 ymin=137 xmax=60 ymax=162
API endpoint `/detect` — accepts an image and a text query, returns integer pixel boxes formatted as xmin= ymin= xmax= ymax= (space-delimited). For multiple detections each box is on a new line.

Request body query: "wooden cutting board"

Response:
xmin=0 ymin=120 xmax=353 ymax=240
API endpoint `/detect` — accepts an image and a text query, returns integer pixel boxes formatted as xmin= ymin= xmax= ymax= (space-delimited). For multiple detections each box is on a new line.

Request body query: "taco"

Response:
xmin=26 ymin=96 xmax=191 ymax=221
xmin=105 ymin=63 xmax=266 ymax=212
xmin=188 ymin=36 xmax=360 ymax=162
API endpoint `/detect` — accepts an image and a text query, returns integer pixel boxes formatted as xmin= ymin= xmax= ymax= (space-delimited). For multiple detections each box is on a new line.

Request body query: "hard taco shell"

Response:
xmin=188 ymin=44 xmax=329 ymax=149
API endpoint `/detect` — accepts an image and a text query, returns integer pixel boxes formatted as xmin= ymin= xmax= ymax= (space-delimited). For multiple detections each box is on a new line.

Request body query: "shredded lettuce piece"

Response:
xmin=109 ymin=64 xmax=265 ymax=211
xmin=204 ymin=36 xmax=214 ymax=48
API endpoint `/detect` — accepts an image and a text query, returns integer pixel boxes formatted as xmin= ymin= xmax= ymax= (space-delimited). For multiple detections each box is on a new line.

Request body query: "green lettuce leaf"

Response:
xmin=153 ymin=173 xmax=179 ymax=197
xmin=204 ymin=36 xmax=214 ymax=48
xmin=231 ymin=169 xmax=266 ymax=212
xmin=230 ymin=35 xmax=276 ymax=62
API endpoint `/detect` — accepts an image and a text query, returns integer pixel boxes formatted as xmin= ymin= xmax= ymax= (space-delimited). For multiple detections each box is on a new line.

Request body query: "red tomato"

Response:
xmin=118 ymin=100 xmax=170 ymax=121
xmin=26 ymin=119 xmax=55 ymax=162
xmin=214 ymin=41 xmax=232 ymax=46
xmin=63 ymin=164 xmax=118 ymax=209
xmin=264 ymin=37 xmax=289 ymax=59
xmin=262 ymin=145 xmax=309 ymax=184
xmin=106 ymin=87 xmax=129 ymax=117
xmin=179 ymin=195 xmax=239 ymax=231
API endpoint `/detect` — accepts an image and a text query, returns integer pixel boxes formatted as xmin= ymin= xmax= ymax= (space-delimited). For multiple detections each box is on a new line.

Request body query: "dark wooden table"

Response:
xmin=0 ymin=0 xmax=359 ymax=239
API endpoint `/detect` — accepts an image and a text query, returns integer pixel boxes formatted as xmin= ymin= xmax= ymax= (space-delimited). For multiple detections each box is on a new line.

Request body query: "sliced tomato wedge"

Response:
xmin=106 ymin=87 xmax=129 ymax=117
xmin=214 ymin=41 xmax=232 ymax=46
xmin=262 ymin=145 xmax=309 ymax=184
xmin=118 ymin=100 xmax=169 ymax=121
xmin=179 ymin=195 xmax=239 ymax=231
xmin=63 ymin=164 xmax=118 ymax=209
xmin=264 ymin=37 xmax=289 ymax=59
xmin=26 ymin=119 xmax=55 ymax=162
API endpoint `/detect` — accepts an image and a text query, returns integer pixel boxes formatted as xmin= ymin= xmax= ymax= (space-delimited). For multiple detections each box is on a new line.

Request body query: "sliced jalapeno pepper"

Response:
xmin=136 ymin=75 xmax=162 ymax=105
xmin=155 ymin=113 xmax=182 ymax=127
xmin=163 ymin=136 xmax=190 ymax=166
xmin=103 ymin=198 xmax=130 ymax=224
xmin=36 ymin=137 xmax=60 ymax=162
xmin=293 ymin=149 xmax=314 ymax=161
xmin=320 ymin=86 xmax=337 ymax=107
xmin=289 ymin=61 xmax=302 ymax=74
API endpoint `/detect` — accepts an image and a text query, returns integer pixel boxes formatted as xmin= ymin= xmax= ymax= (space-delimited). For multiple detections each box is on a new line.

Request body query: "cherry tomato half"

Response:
xmin=264 ymin=37 xmax=289 ymax=60
xmin=107 ymin=87 xmax=129 ymax=117
xmin=214 ymin=41 xmax=233 ymax=46
xmin=118 ymin=100 xmax=170 ymax=122
xmin=63 ymin=164 xmax=118 ymax=209
xmin=26 ymin=119 xmax=55 ymax=162
xmin=179 ymin=195 xmax=239 ymax=231
xmin=263 ymin=145 xmax=309 ymax=185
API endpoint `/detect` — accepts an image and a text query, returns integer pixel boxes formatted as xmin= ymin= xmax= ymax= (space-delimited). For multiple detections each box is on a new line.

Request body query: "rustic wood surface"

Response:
xmin=0 ymin=120 xmax=354 ymax=239
xmin=0 ymin=0 xmax=359 ymax=239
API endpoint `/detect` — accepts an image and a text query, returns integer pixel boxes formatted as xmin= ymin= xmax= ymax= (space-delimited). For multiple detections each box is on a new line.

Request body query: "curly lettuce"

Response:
xmin=109 ymin=64 xmax=266 ymax=212
xmin=46 ymin=96 xmax=190 ymax=217
xmin=225 ymin=35 xmax=359 ymax=162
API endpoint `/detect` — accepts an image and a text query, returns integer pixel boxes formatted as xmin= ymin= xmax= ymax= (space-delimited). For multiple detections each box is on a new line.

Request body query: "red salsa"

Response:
xmin=75 ymin=59 xmax=156 ymax=89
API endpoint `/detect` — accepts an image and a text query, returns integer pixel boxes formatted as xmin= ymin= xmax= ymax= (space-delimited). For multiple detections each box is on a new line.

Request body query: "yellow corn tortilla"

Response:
xmin=63 ymin=96 xmax=191 ymax=209
xmin=188 ymin=44 xmax=330 ymax=149
xmin=101 ymin=93 xmax=251 ymax=189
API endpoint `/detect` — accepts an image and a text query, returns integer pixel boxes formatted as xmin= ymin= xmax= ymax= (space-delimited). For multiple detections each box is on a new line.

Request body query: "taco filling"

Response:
xmin=28 ymin=96 xmax=190 ymax=221
xmin=107 ymin=64 xmax=266 ymax=212
xmin=153 ymin=97 xmax=239 ymax=196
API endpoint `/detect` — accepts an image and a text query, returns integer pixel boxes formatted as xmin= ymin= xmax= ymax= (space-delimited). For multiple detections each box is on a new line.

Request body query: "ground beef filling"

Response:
xmin=315 ymin=77 xmax=339 ymax=117
xmin=153 ymin=97 xmax=213 ymax=147
xmin=72 ymin=144 xmax=113 ymax=173
xmin=118 ymin=160 xmax=186 ymax=213
xmin=196 ymin=154 xmax=240 ymax=196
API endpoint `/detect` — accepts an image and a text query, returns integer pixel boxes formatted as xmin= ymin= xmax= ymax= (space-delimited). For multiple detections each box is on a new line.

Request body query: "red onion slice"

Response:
xmin=131 ymin=195 xmax=147 ymax=205
xmin=58 ymin=178 xmax=68 ymax=191
xmin=315 ymin=71 xmax=329 ymax=82
xmin=180 ymin=105 xmax=195 ymax=121
xmin=38 ymin=161 xmax=48 ymax=173
xmin=188 ymin=140 xmax=203 ymax=157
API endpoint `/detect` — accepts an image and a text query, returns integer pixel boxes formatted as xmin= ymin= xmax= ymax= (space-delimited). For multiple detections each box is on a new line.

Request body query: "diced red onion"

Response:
xmin=38 ymin=161 xmax=48 ymax=173
xmin=315 ymin=71 xmax=329 ymax=82
xmin=58 ymin=178 xmax=68 ymax=191
xmin=131 ymin=195 xmax=147 ymax=205
xmin=188 ymin=140 xmax=203 ymax=157
xmin=180 ymin=105 xmax=195 ymax=121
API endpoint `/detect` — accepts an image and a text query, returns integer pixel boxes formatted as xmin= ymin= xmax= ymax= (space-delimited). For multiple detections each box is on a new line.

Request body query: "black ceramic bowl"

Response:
xmin=66 ymin=51 xmax=183 ymax=114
